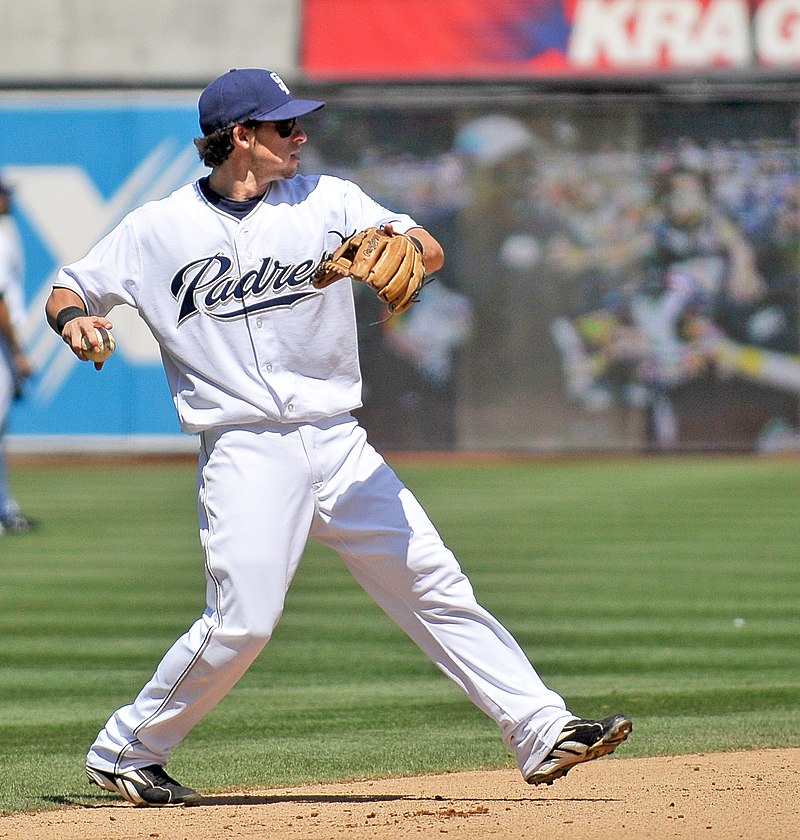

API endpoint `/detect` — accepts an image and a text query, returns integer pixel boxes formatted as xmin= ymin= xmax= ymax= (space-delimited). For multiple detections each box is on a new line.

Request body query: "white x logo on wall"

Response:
xmin=7 ymin=139 xmax=204 ymax=402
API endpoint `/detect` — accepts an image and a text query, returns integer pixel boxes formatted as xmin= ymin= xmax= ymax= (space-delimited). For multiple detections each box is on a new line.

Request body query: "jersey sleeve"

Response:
xmin=338 ymin=179 xmax=419 ymax=236
xmin=55 ymin=215 xmax=141 ymax=316
xmin=0 ymin=222 xmax=26 ymax=325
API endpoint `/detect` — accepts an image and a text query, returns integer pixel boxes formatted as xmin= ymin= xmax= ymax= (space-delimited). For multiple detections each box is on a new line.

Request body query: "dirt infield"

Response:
xmin=2 ymin=749 xmax=797 ymax=840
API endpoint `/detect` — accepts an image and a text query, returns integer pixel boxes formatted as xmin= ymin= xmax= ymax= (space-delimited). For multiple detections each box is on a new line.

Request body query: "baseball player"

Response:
xmin=0 ymin=176 xmax=34 ymax=534
xmin=45 ymin=68 xmax=631 ymax=806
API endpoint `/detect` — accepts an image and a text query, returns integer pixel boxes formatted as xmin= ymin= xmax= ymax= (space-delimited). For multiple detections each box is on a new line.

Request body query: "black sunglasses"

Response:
xmin=272 ymin=118 xmax=297 ymax=138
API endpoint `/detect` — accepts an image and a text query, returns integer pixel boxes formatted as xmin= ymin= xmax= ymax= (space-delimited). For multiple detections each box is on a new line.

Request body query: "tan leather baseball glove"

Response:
xmin=313 ymin=226 xmax=425 ymax=314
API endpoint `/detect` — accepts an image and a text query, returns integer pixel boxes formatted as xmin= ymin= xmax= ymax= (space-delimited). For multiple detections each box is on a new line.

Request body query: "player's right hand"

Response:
xmin=61 ymin=316 xmax=115 ymax=370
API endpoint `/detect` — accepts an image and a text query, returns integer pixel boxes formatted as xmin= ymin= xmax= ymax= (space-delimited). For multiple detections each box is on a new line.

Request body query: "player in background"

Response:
xmin=0 ymin=175 xmax=35 ymax=534
xmin=45 ymin=69 xmax=631 ymax=806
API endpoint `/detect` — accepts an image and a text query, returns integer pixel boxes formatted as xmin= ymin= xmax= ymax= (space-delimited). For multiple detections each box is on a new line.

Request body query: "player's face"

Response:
xmin=247 ymin=119 xmax=307 ymax=183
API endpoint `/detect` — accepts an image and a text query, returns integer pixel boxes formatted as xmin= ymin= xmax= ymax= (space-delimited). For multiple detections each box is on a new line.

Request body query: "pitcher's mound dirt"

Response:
xmin=2 ymin=749 xmax=797 ymax=839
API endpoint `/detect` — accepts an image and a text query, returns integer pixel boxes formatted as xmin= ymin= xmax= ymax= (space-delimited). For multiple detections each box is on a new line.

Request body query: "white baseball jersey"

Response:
xmin=0 ymin=215 xmax=26 ymax=417
xmin=55 ymin=174 xmax=417 ymax=433
xmin=0 ymin=215 xmax=25 ymax=328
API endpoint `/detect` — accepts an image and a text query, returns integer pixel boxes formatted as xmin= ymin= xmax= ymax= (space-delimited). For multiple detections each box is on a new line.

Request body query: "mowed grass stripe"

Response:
xmin=0 ymin=454 xmax=796 ymax=813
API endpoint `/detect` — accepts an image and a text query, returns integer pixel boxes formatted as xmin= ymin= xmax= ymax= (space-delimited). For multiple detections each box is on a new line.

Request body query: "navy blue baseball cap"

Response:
xmin=199 ymin=68 xmax=325 ymax=135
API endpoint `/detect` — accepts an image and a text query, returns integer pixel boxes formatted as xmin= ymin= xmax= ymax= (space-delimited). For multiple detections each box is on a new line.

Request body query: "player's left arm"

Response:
xmin=0 ymin=294 xmax=32 ymax=383
xmin=397 ymin=226 xmax=445 ymax=275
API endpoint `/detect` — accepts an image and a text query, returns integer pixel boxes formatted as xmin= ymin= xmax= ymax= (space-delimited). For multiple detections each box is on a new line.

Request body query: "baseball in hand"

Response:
xmin=81 ymin=328 xmax=116 ymax=363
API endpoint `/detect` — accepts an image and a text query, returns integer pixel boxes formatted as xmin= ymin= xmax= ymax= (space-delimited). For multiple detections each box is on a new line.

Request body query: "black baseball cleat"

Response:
xmin=86 ymin=763 xmax=202 ymax=806
xmin=525 ymin=713 xmax=633 ymax=786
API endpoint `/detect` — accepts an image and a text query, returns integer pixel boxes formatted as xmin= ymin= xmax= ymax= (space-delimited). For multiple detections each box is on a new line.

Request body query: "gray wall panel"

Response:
xmin=0 ymin=0 xmax=301 ymax=84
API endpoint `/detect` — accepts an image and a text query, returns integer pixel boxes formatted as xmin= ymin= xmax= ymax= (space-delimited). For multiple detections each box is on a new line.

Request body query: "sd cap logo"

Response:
xmin=270 ymin=72 xmax=290 ymax=95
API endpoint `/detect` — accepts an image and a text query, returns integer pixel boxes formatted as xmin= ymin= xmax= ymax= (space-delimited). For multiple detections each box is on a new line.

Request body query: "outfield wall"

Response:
xmin=2 ymin=2 xmax=798 ymax=453
xmin=3 ymin=85 xmax=798 ymax=454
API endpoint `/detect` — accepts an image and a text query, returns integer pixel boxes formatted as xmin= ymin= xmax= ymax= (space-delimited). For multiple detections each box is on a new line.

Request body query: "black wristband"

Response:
xmin=55 ymin=305 xmax=88 ymax=335
xmin=408 ymin=235 xmax=424 ymax=255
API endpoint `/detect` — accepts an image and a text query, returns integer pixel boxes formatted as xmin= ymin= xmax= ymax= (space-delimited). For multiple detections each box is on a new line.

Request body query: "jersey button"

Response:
xmin=256 ymin=318 xmax=262 ymax=328
xmin=266 ymin=363 xmax=273 ymax=372
xmin=287 ymin=403 xmax=294 ymax=412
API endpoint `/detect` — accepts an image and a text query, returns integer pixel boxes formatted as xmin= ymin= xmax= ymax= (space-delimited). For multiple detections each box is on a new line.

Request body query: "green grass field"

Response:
xmin=1 ymin=454 xmax=798 ymax=815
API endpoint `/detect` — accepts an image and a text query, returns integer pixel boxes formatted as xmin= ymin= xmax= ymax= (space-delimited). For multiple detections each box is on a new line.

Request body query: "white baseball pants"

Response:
xmin=87 ymin=415 xmax=573 ymax=780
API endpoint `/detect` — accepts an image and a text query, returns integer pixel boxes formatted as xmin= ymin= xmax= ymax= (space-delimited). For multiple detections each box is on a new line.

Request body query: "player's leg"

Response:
xmin=87 ymin=423 xmax=316 ymax=774
xmin=0 ymin=427 xmax=12 ymax=526
xmin=308 ymin=418 xmax=574 ymax=779
xmin=0 ymin=366 xmax=16 ymax=527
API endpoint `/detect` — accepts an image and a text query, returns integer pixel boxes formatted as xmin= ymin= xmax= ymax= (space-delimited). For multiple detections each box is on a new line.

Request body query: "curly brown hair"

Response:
xmin=193 ymin=126 xmax=236 ymax=168
xmin=194 ymin=121 xmax=265 ymax=167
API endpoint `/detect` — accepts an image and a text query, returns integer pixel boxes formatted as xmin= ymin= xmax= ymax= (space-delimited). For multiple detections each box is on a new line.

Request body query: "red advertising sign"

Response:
xmin=302 ymin=0 xmax=800 ymax=79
